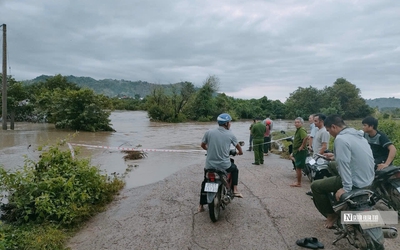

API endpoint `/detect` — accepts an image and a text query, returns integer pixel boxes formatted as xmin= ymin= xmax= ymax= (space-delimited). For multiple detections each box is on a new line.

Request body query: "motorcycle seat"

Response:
xmin=205 ymin=168 xmax=228 ymax=176
xmin=338 ymin=189 xmax=373 ymax=203
xmin=375 ymin=165 xmax=400 ymax=178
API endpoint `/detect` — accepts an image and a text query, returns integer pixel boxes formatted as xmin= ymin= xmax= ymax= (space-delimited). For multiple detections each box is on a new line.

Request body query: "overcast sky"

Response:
xmin=1 ymin=0 xmax=399 ymax=102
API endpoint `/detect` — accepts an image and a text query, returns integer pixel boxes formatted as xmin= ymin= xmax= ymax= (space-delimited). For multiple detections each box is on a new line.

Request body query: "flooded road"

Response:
xmin=0 ymin=111 xmax=295 ymax=189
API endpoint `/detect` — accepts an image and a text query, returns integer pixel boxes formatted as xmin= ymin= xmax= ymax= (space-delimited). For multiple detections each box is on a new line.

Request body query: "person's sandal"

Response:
xmin=295 ymin=238 xmax=318 ymax=249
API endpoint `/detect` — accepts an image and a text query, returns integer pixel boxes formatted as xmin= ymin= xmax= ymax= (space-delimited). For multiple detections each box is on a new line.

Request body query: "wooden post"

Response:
xmin=2 ymin=24 xmax=7 ymax=130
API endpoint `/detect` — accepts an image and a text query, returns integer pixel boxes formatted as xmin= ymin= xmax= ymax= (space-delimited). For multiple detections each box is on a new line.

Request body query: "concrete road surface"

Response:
xmin=68 ymin=151 xmax=400 ymax=250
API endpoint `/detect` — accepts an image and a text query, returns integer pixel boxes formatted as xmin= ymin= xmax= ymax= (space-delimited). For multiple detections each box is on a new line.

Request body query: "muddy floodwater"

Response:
xmin=0 ymin=111 xmax=295 ymax=189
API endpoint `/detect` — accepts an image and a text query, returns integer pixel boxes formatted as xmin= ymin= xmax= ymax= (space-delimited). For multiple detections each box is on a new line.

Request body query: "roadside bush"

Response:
xmin=377 ymin=119 xmax=400 ymax=166
xmin=0 ymin=140 xmax=125 ymax=249
xmin=0 ymin=223 xmax=66 ymax=250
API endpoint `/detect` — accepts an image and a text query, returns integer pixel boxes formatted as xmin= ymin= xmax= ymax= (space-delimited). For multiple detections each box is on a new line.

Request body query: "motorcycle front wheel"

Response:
xmin=208 ymin=185 xmax=223 ymax=222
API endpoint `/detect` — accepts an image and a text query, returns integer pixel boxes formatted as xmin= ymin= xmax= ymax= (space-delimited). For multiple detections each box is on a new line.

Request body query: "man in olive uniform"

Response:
xmin=251 ymin=118 xmax=266 ymax=165
xmin=290 ymin=117 xmax=308 ymax=187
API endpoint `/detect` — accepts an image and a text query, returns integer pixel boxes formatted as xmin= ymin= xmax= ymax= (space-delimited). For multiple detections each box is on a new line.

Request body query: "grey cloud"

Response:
xmin=1 ymin=0 xmax=399 ymax=101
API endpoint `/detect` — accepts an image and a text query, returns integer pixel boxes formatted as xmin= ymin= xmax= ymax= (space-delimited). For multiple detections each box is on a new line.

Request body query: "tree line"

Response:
xmin=0 ymin=73 xmax=392 ymax=131
xmin=143 ymin=76 xmax=375 ymax=122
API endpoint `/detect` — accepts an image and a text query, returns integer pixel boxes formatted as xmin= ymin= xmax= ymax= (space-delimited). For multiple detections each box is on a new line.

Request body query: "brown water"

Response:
xmin=0 ymin=111 xmax=295 ymax=189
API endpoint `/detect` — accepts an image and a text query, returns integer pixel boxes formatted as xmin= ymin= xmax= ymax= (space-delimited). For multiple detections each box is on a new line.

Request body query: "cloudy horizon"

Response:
xmin=1 ymin=0 xmax=399 ymax=102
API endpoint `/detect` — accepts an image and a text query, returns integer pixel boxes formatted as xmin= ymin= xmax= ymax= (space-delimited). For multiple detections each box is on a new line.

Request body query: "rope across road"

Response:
xmin=68 ymin=136 xmax=292 ymax=154
xmin=68 ymin=143 xmax=205 ymax=153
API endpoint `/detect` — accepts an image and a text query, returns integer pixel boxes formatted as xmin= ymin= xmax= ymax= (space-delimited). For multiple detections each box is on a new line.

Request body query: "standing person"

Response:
xmin=247 ymin=119 xmax=256 ymax=151
xmin=362 ymin=116 xmax=397 ymax=170
xmin=251 ymin=118 xmax=266 ymax=165
xmin=263 ymin=120 xmax=272 ymax=155
xmin=310 ymin=115 xmax=374 ymax=228
xmin=308 ymin=114 xmax=318 ymax=152
xmin=263 ymin=114 xmax=274 ymax=153
xmin=263 ymin=114 xmax=274 ymax=130
xmin=198 ymin=113 xmax=244 ymax=212
xmin=290 ymin=117 xmax=308 ymax=187
xmin=306 ymin=113 xmax=330 ymax=196
xmin=312 ymin=113 xmax=330 ymax=156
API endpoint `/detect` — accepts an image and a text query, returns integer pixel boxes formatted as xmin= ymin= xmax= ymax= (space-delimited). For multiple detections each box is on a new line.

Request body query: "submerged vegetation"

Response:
xmin=122 ymin=150 xmax=148 ymax=160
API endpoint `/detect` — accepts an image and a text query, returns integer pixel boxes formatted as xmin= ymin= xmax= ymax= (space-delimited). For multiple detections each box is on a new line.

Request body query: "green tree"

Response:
xmin=269 ymin=100 xmax=286 ymax=119
xmin=170 ymin=82 xmax=195 ymax=122
xmin=35 ymin=88 xmax=113 ymax=131
xmin=0 ymin=75 xmax=32 ymax=121
xmin=20 ymin=74 xmax=114 ymax=131
xmin=285 ymin=86 xmax=323 ymax=119
xmin=324 ymin=78 xmax=372 ymax=119
xmin=187 ymin=75 xmax=219 ymax=121
xmin=146 ymin=86 xmax=173 ymax=121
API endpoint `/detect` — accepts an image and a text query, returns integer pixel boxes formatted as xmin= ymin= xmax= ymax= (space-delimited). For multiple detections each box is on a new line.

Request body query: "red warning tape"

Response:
xmin=68 ymin=143 xmax=204 ymax=153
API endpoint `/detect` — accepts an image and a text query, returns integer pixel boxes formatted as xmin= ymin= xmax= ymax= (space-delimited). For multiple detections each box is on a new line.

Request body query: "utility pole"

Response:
xmin=1 ymin=24 xmax=7 ymax=130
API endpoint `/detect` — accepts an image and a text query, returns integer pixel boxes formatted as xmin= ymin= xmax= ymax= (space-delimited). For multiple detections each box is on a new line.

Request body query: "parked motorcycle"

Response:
xmin=306 ymin=153 xmax=332 ymax=183
xmin=202 ymin=148 xmax=239 ymax=222
xmin=371 ymin=165 xmax=400 ymax=215
xmin=309 ymin=154 xmax=398 ymax=249
xmin=331 ymin=189 xmax=397 ymax=249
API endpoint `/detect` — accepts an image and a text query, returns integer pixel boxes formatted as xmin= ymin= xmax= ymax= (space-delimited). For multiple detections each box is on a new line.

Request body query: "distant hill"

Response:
xmin=365 ymin=97 xmax=400 ymax=110
xmin=22 ymin=75 xmax=196 ymax=98
xmin=22 ymin=76 xmax=400 ymax=108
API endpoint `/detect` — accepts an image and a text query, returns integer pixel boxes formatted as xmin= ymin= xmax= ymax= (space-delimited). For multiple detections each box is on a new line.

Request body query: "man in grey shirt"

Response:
xmin=198 ymin=113 xmax=243 ymax=212
xmin=310 ymin=115 xmax=374 ymax=228
xmin=312 ymin=113 xmax=330 ymax=156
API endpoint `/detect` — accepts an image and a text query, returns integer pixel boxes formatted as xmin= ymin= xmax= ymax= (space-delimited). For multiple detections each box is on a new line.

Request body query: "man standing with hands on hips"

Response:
xmin=290 ymin=117 xmax=308 ymax=187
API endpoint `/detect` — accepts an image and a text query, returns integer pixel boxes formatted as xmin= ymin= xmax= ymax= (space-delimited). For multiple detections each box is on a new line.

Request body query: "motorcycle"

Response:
xmin=371 ymin=165 xmax=400 ymax=215
xmin=311 ymin=154 xmax=398 ymax=249
xmin=331 ymin=189 xmax=397 ymax=249
xmin=306 ymin=153 xmax=332 ymax=183
xmin=202 ymin=148 xmax=240 ymax=222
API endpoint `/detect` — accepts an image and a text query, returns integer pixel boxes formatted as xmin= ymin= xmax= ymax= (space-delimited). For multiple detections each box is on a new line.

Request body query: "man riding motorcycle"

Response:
xmin=310 ymin=115 xmax=375 ymax=228
xmin=198 ymin=113 xmax=244 ymax=212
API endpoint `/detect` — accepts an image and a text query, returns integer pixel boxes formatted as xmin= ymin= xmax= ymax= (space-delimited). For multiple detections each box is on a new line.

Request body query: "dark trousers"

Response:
xmin=264 ymin=136 xmax=271 ymax=153
xmin=310 ymin=175 xmax=343 ymax=217
xmin=199 ymin=163 xmax=239 ymax=205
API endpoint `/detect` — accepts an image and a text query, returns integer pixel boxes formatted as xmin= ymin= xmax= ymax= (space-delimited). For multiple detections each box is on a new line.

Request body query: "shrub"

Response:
xmin=377 ymin=119 xmax=400 ymax=166
xmin=0 ymin=140 xmax=125 ymax=249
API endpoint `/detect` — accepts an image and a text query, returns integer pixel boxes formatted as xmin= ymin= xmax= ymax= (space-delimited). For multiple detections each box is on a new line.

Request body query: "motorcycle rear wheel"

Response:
xmin=208 ymin=185 xmax=223 ymax=222
xmin=388 ymin=185 xmax=400 ymax=216
xmin=354 ymin=225 xmax=385 ymax=250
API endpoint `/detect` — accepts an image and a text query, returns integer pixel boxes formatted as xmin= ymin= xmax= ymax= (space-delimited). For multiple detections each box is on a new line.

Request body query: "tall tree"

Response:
xmin=284 ymin=86 xmax=323 ymax=119
xmin=324 ymin=78 xmax=372 ymax=119
xmin=188 ymin=75 xmax=219 ymax=121
xmin=171 ymin=82 xmax=195 ymax=121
